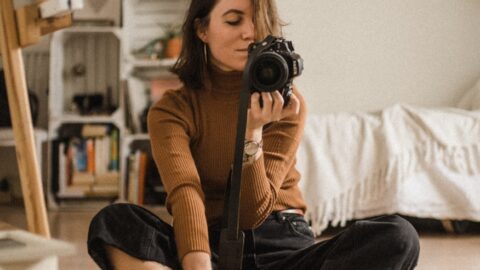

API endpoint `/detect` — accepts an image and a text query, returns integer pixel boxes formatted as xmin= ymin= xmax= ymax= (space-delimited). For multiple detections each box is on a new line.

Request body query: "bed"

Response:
xmin=296 ymin=78 xmax=480 ymax=235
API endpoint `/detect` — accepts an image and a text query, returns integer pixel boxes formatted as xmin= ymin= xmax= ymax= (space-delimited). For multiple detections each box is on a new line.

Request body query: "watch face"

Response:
xmin=245 ymin=141 xmax=259 ymax=155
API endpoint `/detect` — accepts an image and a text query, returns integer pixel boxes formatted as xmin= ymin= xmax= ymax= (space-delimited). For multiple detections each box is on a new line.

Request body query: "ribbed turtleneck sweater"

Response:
xmin=147 ymin=66 xmax=307 ymax=260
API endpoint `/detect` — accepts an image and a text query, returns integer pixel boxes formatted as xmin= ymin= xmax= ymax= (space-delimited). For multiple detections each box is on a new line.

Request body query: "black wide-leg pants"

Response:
xmin=88 ymin=203 xmax=420 ymax=270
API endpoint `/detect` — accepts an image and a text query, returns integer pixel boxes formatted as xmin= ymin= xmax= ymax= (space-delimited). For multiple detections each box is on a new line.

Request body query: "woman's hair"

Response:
xmin=171 ymin=0 xmax=284 ymax=90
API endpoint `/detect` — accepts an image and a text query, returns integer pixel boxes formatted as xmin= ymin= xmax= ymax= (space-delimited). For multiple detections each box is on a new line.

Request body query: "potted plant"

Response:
xmin=133 ymin=37 xmax=164 ymax=60
xmin=163 ymin=23 xmax=182 ymax=59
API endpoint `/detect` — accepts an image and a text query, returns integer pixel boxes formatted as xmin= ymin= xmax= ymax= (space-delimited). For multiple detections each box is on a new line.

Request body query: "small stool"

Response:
xmin=0 ymin=221 xmax=75 ymax=270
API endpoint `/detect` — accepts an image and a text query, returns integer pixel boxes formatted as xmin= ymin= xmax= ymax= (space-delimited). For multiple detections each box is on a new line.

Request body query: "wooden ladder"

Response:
xmin=0 ymin=0 xmax=73 ymax=238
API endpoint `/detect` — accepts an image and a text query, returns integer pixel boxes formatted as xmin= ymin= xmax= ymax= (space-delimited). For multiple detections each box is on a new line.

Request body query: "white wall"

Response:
xmin=277 ymin=0 xmax=480 ymax=113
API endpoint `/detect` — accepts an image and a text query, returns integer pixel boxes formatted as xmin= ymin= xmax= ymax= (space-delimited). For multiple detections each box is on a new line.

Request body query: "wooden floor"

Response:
xmin=1 ymin=205 xmax=480 ymax=270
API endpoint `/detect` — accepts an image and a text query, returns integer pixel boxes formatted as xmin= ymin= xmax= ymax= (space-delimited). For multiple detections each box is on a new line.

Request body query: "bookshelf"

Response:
xmin=117 ymin=0 xmax=187 ymax=207
xmin=122 ymin=138 xmax=166 ymax=206
xmin=47 ymin=24 xmax=123 ymax=208
xmin=46 ymin=0 xmax=187 ymax=209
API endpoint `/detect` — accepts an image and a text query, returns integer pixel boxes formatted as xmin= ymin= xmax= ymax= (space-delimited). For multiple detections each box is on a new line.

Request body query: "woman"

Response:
xmin=88 ymin=0 xmax=420 ymax=269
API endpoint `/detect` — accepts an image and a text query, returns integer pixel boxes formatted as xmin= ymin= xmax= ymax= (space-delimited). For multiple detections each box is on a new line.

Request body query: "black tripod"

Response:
xmin=217 ymin=67 xmax=254 ymax=270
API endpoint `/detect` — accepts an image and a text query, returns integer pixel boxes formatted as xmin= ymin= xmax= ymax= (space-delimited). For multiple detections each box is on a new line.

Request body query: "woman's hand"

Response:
xmin=245 ymin=90 xmax=301 ymax=140
xmin=182 ymin=251 xmax=212 ymax=270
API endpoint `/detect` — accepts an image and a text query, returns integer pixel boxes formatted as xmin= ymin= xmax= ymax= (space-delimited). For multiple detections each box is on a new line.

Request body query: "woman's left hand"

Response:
xmin=246 ymin=90 xmax=301 ymax=135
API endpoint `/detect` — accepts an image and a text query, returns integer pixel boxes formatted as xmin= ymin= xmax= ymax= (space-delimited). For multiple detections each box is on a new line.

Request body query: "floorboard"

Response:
xmin=1 ymin=205 xmax=479 ymax=269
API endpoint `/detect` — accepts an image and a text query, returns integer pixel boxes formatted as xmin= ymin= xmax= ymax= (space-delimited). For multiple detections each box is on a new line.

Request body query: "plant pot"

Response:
xmin=164 ymin=37 xmax=182 ymax=59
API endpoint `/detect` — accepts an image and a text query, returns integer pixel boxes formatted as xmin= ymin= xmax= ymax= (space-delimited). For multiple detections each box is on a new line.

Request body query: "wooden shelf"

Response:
xmin=60 ymin=26 xmax=122 ymax=36
xmin=51 ymin=114 xmax=118 ymax=124
xmin=126 ymin=133 xmax=150 ymax=141
xmin=0 ymin=128 xmax=47 ymax=147
xmin=130 ymin=58 xmax=177 ymax=68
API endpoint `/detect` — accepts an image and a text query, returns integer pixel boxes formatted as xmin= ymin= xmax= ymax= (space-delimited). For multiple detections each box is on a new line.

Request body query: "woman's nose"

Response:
xmin=241 ymin=20 xmax=255 ymax=40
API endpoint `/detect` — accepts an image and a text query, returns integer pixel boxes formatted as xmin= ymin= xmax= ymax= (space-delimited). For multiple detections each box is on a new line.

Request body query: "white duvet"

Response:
xmin=296 ymin=103 xmax=480 ymax=235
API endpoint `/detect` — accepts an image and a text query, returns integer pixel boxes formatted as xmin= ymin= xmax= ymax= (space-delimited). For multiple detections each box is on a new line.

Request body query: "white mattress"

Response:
xmin=296 ymin=103 xmax=480 ymax=235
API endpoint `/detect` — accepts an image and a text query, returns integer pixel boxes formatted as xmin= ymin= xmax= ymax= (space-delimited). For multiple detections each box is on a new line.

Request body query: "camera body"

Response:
xmin=245 ymin=35 xmax=303 ymax=106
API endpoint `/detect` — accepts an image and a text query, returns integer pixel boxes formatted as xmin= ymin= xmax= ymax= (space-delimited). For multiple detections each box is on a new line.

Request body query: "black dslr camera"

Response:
xmin=245 ymin=35 xmax=303 ymax=106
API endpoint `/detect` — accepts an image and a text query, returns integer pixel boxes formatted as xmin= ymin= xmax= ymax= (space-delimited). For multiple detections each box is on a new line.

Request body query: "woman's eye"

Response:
xmin=226 ymin=19 xmax=241 ymax=26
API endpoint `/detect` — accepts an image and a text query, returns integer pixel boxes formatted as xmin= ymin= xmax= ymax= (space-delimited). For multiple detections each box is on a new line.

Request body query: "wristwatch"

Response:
xmin=243 ymin=139 xmax=263 ymax=163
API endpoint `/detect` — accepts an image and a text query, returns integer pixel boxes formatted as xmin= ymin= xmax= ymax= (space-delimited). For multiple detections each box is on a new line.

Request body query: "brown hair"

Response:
xmin=171 ymin=0 xmax=284 ymax=90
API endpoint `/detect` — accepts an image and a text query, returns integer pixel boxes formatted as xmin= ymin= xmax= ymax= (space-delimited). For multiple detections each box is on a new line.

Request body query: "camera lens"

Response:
xmin=251 ymin=52 xmax=289 ymax=91
xmin=256 ymin=60 xmax=280 ymax=85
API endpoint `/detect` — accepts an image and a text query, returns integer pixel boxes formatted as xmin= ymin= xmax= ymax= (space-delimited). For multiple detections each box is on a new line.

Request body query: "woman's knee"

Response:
xmin=88 ymin=203 xmax=144 ymax=245
xmin=95 ymin=203 xmax=135 ymax=218
xmin=368 ymin=215 xmax=420 ymax=256
xmin=90 ymin=203 xmax=142 ymax=227
xmin=88 ymin=204 xmax=172 ymax=269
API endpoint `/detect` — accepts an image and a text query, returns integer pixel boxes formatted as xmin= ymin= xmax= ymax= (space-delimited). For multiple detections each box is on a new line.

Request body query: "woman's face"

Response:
xmin=197 ymin=0 xmax=255 ymax=72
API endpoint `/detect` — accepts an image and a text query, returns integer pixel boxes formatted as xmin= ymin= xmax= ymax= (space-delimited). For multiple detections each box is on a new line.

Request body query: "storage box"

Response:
xmin=73 ymin=0 xmax=121 ymax=26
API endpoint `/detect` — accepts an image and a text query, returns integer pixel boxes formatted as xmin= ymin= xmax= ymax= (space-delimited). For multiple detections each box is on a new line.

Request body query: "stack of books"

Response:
xmin=56 ymin=124 xmax=119 ymax=199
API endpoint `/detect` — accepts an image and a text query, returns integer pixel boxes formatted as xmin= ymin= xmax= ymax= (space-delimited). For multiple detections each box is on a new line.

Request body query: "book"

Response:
xmin=127 ymin=78 xmax=148 ymax=133
xmin=109 ymin=129 xmax=119 ymax=171
xmin=81 ymin=124 xmax=108 ymax=137
xmin=95 ymin=137 xmax=106 ymax=175
xmin=74 ymin=139 xmax=87 ymax=172
xmin=103 ymin=136 xmax=111 ymax=171
xmin=127 ymin=153 xmax=138 ymax=204
xmin=137 ymin=152 xmax=148 ymax=205
xmin=88 ymin=185 xmax=118 ymax=197
xmin=64 ymin=184 xmax=90 ymax=194
xmin=57 ymin=187 xmax=87 ymax=199
xmin=71 ymin=172 xmax=95 ymax=186
xmin=95 ymin=171 xmax=119 ymax=186
xmin=58 ymin=143 xmax=67 ymax=194
xmin=86 ymin=139 xmax=95 ymax=174
xmin=123 ymin=79 xmax=134 ymax=132
xmin=50 ymin=140 xmax=61 ymax=194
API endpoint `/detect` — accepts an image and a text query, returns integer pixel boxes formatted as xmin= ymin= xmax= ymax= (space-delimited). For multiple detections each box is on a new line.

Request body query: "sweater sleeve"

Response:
xmin=147 ymin=90 xmax=210 ymax=260
xmin=239 ymin=87 xmax=307 ymax=228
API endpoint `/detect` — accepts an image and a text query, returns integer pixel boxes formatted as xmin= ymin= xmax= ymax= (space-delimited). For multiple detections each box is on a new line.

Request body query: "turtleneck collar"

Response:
xmin=206 ymin=64 xmax=244 ymax=96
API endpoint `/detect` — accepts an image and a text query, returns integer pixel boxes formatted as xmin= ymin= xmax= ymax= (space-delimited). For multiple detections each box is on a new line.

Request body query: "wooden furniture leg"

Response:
xmin=0 ymin=0 xmax=50 ymax=238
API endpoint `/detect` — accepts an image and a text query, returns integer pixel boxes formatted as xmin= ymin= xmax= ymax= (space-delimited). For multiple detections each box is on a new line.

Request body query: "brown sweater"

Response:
xmin=147 ymin=66 xmax=307 ymax=260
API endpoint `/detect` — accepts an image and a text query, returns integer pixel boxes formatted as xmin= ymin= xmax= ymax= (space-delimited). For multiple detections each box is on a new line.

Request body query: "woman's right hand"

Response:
xmin=182 ymin=251 xmax=212 ymax=270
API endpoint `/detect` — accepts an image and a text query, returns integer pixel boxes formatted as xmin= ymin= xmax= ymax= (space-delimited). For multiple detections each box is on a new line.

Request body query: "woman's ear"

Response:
xmin=195 ymin=18 xmax=208 ymax=43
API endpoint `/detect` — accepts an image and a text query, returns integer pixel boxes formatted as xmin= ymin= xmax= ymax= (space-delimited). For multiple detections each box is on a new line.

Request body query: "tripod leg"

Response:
xmin=0 ymin=0 xmax=50 ymax=238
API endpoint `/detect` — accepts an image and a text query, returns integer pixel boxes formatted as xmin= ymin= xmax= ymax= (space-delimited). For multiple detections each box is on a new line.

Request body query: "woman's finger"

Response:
xmin=250 ymin=92 xmax=261 ymax=113
xmin=261 ymin=92 xmax=273 ymax=116
xmin=247 ymin=93 xmax=263 ymax=130
xmin=271 ymin=91 xmax=284 ymax=121
xmin=282 ymin=93 xmax=300 ymax=118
